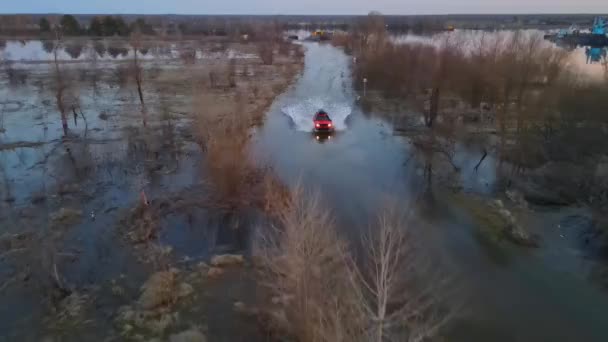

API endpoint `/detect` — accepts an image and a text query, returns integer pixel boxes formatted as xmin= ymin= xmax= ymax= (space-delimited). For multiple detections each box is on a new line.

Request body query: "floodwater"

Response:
xmin=254 ymin=42 xmax=608 ymax=341
xmin=0 ymin=39 xmax=257 ymax=63
xmin=390 ymin=29 xmax=607 ymax=82
xmin=0 ymin=40 xmax=257 ymax=339
xmin=0 ymin=36 xmax=607 ymax=341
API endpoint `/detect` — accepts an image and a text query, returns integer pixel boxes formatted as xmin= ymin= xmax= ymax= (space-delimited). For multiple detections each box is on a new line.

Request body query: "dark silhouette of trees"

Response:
xmin=39 ymin=17 xmax=51 ymax=32
xmin=64 ymin=43 xmax=84 ymax=59
xmin=89 ymin=16 xmax=131 ymax=37
xmin=130 ymin=18 xmax=155 ymax=35
xmin=60 ymin=14 xmax=81 ymax=35
xmin=42 ymin=40 xmax=54 ymax=54
xmin=89 ymin=17 xmax=104 ymax=36
xmin=102 ymin=16 xmax=128 ymax=36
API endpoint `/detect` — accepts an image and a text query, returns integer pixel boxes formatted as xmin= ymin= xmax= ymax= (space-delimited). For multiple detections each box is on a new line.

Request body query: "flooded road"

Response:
xmin=254 ymin=42 xmax=608 ymax=341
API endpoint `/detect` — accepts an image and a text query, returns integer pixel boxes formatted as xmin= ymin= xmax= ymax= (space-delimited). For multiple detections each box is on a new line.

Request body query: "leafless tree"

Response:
xmin=52 ymin=29 xmax=69 ymax=136
xmin=426 ymin=34 xmax=459 ymax=128
xmin=130 ymin=29 xmax=147 ymax=126
xmin=253 ymin=22 xmax=280 ymax=65
xmin=256 ymin=192 xmax=458 ymax=342
xmin=255 ymin=187 xmax=364 ymax=342
xmin=347 ymin=206 xmax=456 ymax=342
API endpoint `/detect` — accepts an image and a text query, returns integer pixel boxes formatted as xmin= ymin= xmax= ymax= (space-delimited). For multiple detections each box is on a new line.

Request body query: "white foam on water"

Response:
xmin=282 ymin=98 xmax=352 ymax=132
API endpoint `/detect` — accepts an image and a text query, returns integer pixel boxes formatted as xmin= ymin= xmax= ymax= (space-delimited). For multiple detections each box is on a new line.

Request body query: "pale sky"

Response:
xmin=0 ymin=0 xmax=605 ymax=15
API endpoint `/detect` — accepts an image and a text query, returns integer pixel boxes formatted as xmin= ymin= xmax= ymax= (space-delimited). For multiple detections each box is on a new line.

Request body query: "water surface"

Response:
xmin=254 ymin=41 xmax=608 ymax=342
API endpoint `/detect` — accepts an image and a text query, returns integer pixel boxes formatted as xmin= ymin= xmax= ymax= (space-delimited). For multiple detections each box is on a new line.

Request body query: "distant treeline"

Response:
xmin=0 ymin=13 xmax=606 ymax=38
xmin=0 ymin=14 xmax=155 ymax=37
xmin=36 ymin=15 xmax=155 ymax=36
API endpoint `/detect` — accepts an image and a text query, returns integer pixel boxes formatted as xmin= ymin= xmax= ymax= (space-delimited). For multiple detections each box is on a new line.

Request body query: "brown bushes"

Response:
xmin=254 ymin=188 xmax=364 ymax=341
xmin=194 ymin=90 xmax=254 ymax=205
xmin=179 ymin=48 xmax=196 ymax=65
xmin=257 ymin=42 xmax=274 ymax=65
xmin=255 ymin=192 xmax=455 ymax=342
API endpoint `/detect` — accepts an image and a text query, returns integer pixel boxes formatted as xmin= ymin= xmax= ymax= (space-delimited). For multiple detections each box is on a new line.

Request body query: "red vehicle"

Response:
xmin=313 ymin=110 xmax=334 ymax=133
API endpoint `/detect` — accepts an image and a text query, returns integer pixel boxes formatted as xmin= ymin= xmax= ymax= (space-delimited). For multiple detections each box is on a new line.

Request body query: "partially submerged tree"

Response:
xmin=52 ymin=29 xmax=69 ymax=135
xmin=348 ymin=207 xmax=455 ymax=342
xmin=130 ymin=29 xmax=147 ymax=126
xmin=255 ymin=193 xmax=457 ymax=342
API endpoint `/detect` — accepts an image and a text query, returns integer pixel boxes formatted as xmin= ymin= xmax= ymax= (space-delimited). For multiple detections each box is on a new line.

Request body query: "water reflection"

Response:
xmin=64 ymin=43 xmax=84 ymax=59
xmin=1 ymin=40 xmax=257 ymax=62
xmin=93 ymin=41 xmax=106 ymax=57
xmin=41 ymin=40 xmax=54 ymax=54
xmin=107 ymin=45 xmax=128 ymax=58
xmin=313 ymin=133 xmax=333 ymax=144
xmin=139 ymin=46 xmax=150 ymax=56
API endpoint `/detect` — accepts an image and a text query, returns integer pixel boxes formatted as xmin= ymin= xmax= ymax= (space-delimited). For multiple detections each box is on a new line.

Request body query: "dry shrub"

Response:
xmin=255 ymin=187 xmax=364 ymax=341
xmin=257 ymin=41 xmax=274 ymax=65
xmin=179 ymin=48 xmax=196 ymax=65
xmin=261 ymin=170 xmax=292 ymax=219
xmin=194 ymin=89 xmax=258 ymax=205
xmin=348 ymin=206 xmax=456 ymax=342
xmin=251 ymin=22 xmax=280 ymax=65
xmin=277 ymin=41 xmax=290 ymax=57
xmin=255 ymin=193 xmax=456 ymax=342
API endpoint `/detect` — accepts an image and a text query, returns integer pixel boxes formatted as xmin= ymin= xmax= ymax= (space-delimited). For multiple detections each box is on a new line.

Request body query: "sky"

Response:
xmin=0 ymin=0 xmax=606 ymax=15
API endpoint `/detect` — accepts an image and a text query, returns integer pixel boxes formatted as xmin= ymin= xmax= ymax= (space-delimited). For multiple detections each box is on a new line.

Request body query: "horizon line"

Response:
xmin=1 ymin=12 xmax=607 ymax=16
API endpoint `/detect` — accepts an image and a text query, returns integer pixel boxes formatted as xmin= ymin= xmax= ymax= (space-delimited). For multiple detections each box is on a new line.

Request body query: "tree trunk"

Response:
xmin=427 ymin=87 xmax=440 ymax=128
xmin=53 ymin=40 xmax=68 ymax=137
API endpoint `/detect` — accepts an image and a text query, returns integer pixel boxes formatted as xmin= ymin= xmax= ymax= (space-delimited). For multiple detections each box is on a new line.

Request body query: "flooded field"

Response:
xmin=389 ymin=29 xmax=607 ymax=81
xmin=255 ymin=41 xmax=608 ymax=342
xmin=0 ymin=37 xmax=303 ymax=340
xmin=1 ymin=31 xmax=608 ymax=341
xmin=0 ymin=39 xmax=258 ymax=62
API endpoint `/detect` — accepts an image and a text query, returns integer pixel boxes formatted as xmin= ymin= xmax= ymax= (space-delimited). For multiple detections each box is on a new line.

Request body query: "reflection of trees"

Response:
xmin=0 ymin=40 xmax=6 ymax=51
xmin=107 ymin=45 xmax=128 ymax=58
xmin=42 ymin=40 xmax=54 ymax=54
xmin=64 ymin=43 xmax=84 ymax=59
xmin=93 ymin=40 xmax=106 ymax=57
xmin=139 ymin=46 xmax=150 ymax=55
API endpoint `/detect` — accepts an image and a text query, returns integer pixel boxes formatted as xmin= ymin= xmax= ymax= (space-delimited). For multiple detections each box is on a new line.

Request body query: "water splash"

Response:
xmin=282 ymin=97 xmax=351 ymax=132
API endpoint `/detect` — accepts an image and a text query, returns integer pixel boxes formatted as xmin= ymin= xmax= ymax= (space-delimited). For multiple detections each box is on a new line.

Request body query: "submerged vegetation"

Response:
xmin=255 ymin=192 xmax=456 ymax=342
xmin=334 ymin=13 xmax=608 ymax=246
xmin=1 ymin=10 xmax=608 ymax=342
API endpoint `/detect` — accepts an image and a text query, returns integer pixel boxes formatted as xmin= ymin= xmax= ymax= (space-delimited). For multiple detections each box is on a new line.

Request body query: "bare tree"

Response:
xmin=253 ymin=22 xmax=280 ymax=65
xmin=256 ymin=193 xmax=457 ymax=342
xmin=52 ymin=28 xmax=69 ymax=136
xmin=347 ymin=206 xmax=456 ymax=342
xmin=426 ymin=34 xmax=458 ymax=128
xmin=130 ymin=29 xmax=147 ymax=126
xmin=255 ymin=187 xmax=364 ymax=342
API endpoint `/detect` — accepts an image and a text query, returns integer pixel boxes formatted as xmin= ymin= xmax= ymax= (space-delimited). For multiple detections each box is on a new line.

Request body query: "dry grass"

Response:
xmin=348 ymin=206 xmax=456 ymax=342
xmin=194 ymin=89 xmax=258 ymax=206
xmin=192 ymin=43 xmax=303 ymax=208
xmin=255 ymin=191 xmax=456 ymax=342
xmin=254 ymin=187 xmax=364 ymax=341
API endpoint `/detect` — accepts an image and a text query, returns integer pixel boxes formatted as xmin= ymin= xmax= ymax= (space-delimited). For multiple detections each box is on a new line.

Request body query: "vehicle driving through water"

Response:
xmin=312 ymin=109 xmax=334 ymax=133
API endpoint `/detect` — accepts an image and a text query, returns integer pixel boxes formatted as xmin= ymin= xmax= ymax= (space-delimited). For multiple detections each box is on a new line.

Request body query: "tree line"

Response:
xmin=38 ymin=15 xmax=155 ymax=37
